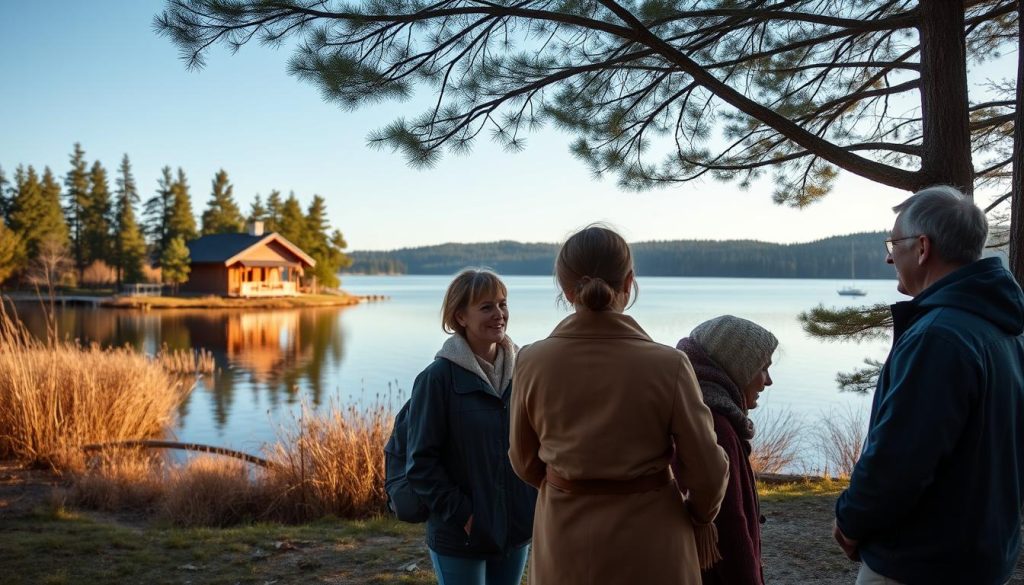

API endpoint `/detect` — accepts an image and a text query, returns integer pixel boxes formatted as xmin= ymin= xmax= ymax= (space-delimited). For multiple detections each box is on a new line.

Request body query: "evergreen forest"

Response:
xmin=0 ymin=144 xmax=352 ymax=289
xmin=347 ymin=232 xmax=898 ymax=279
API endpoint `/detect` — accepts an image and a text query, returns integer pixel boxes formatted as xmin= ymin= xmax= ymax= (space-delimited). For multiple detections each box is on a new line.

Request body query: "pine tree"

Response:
xmin=265 ymin=190 xmax=283 ymax=233
xmin=10 ymin=166 xmax=69 ymax=260
xmin=276 ymin=192 xmax=306 ymax=247
xmin=200 ymin=169 xmax=244 ymax=235
xmin=168 ymin=168 xmax=198 ymax=244
xmin=40 ymin=167 xmax=70 ymax=249
xmin=64 ymin=143 xmax=90 ymax=279
xmin=83 ymin=161 xmax=113 ymax=267
xmin=0 ymin=219 xmax=25 ymax=285
xmin=304 ymin=195 xmax=352 ymax=288
xmin=248 ymin=193 xmax=268 ymax=224
xmin=160 ymin=235 xmax=191 ymax=294
xmin=144 ymin=166 xmax=174 ymax=261
xmin=0 ymin=165 xmax=10 ymax=221
xmin=114 ymin=154 xmax=148 ymax=284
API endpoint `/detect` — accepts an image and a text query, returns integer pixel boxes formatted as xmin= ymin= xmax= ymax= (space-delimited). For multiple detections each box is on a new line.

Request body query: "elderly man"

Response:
xmin=834 ymin=185 xmax=1024 ymax=585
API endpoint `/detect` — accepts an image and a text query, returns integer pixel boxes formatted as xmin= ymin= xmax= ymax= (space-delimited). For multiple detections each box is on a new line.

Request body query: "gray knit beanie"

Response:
xmin=690 ymin=315 xmax=778 ymax=388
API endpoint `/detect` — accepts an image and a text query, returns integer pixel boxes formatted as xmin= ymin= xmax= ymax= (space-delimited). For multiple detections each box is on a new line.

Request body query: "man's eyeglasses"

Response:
xmin=884 ymin=235 xmax=920 ymax=255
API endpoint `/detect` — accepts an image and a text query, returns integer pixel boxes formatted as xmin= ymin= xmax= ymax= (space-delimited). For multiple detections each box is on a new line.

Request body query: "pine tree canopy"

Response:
xmin=0 ymin=218 xmax=26 ymax=284
xmin=201 ymin=169 xmax=245 ymax=235
xmin=145 ymin=165 xmax=175 ymax=259
xmin=115 ymin=154 xmax=148 ymax=283
xmin=84 ymin=160 xmax=113 ymax=265
xmin=265 ymin=190 xmax=283 ymax=233
xmin=64 ymin=142 xmax=90 ymax=274
xmin=156 ymin=1 xmax=1014 ymax=206
xmin=169 ymin=167 xmax=198 ymax=244
xmin=248 ymin=193 xmax=268 ymax=223
xmin=10 ymin=166 xmax=69 ymax=259
xmin=161 ymin=234 xmax=191 ymax=290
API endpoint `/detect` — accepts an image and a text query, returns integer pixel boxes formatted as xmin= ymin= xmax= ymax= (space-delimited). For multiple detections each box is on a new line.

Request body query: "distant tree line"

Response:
xmin=347 ymin=233 xmax=897 ymax=279
xmin=0 ymin=143 xmax=352 ymax=289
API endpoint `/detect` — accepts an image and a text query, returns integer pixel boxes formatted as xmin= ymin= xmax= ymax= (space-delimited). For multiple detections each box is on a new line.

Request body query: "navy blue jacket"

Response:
xmin=835 ymin=257 xmax=1024 ymax=585
xmin=405 ymin=358 xmax=536 ymax=559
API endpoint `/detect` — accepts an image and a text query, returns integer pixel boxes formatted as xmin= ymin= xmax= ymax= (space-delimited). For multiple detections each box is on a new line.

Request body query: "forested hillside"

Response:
xmin=348 ymin=232 xmax=895 ymax=279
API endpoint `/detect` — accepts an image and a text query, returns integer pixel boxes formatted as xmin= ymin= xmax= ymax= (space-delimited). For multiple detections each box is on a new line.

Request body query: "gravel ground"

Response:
xmin=760 ymin=485 xmax=1024 ymax=585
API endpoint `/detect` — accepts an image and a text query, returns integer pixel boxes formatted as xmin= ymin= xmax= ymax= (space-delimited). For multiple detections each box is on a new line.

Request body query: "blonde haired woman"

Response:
xmin=406 ymin=268 xmax=536 ymax=585
xmin=510 ymin=226 xmax=729 ymax=585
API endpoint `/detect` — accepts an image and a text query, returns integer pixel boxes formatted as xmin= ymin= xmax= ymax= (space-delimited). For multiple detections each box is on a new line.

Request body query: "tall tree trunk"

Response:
xmin=1011 ymin=0 xmax=1024 ymax=283
xmin=917 ymin=1 xmax=973 ymax=195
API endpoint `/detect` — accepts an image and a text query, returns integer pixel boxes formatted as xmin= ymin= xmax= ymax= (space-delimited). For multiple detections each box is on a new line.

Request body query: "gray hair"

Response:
xmin=893 ymin=185 xmax=988 ymax=265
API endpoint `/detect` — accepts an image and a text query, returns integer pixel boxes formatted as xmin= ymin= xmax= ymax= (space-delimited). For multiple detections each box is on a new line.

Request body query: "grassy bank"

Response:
xmin=0 ymin=479 xmax=851 ymax=585
xmin=0 ymin=507 xmax=433 ymax=585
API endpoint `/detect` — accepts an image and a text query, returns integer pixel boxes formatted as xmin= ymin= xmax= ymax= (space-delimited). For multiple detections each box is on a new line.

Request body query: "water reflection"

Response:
xmin=11 ymin=302 xmax=350 ymax=434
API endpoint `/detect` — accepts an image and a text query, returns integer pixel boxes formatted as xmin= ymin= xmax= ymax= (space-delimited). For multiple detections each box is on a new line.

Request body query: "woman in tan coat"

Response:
xmin=509 ymin=226 xmax=730 ymax=585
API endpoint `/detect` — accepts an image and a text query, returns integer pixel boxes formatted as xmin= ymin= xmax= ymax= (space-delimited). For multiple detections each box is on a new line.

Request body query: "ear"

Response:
xmin=623 ymin=270 xmax=635 ymax=293
xmin=917 ymin=235 xmax=931 ymax=266
xmin=455 ymin=309 xmax=467 ymax=328
xmin=563 ymin=288 xmax=576 ymax=303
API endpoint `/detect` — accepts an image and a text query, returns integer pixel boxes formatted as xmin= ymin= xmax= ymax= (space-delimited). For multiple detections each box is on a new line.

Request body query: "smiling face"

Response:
xmin=742 ymin=360 xmax=773 ymax=410
xmin=456 ymin=294 xmax=509 ymax=352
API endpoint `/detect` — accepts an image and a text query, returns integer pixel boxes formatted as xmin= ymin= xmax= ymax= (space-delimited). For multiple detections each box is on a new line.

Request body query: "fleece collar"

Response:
xmin=436 ymin=334 xmax=518 ymax=397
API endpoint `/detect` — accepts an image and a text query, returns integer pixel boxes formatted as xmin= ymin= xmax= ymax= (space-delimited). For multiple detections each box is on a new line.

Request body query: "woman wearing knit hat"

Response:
xmin=676 ymin=315 xmax=778 ymax=585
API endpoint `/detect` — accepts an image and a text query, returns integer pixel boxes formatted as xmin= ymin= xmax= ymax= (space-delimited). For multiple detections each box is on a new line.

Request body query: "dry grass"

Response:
xmin=262 ymin=400 xmax=392 ymax=522
xmin=62 ymin=399 xmax=394 ymax=526
xmin=68 ymin=451 xmax=167 ymax=512
xmin=751 ymin=408 xmax=805 ymax=475
xmin=0 ymin=302 xmax=188 ymax=470
xmin=156 ymin=343 xmax=216 ymax=375
xmin=162 ymin=456 xmax=261 ymax=527
xmin=814 ymin=405 xmax=868 ymax=479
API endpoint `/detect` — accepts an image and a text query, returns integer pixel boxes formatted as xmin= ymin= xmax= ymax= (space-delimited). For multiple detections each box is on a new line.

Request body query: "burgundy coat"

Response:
xmin=701 ymin=411 xmax=764 ymax=585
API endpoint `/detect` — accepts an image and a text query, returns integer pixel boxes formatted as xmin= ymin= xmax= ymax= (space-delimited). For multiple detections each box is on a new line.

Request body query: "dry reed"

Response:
xmin=262 ymin=400 xmax=392 ymax=522
xmin=162 ymin=456 xmax=261 ymax=527
xmin=815 ymin=405 xmax=868 ymax=479
xmin=156 ymin=343 xmax=216 ymax=375
xmin=0 ymin=302 xmax=188 ymax=469
xmin=750 ymin=408 xmax=805 ymax=475
xmin=68 ymin=451 xmax=167 ymax=512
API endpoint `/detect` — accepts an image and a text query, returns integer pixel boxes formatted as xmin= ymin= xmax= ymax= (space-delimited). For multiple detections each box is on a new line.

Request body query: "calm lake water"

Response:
xmin=11 ymin=275 xmax=905 ymax=467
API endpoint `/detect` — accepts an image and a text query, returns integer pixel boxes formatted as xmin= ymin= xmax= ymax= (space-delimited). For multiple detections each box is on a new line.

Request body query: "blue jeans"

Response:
xmin=428 ymin=545 xmax=529 ymax=585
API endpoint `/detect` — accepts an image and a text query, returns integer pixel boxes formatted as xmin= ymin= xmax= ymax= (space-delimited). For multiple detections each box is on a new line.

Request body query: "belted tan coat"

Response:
xmin=510 ymin=311 xmax=729 ymax=585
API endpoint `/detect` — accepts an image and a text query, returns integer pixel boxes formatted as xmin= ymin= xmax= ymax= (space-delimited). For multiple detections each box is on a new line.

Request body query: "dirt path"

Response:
xmin=761 ymin=486 xmax=1024 ymax=585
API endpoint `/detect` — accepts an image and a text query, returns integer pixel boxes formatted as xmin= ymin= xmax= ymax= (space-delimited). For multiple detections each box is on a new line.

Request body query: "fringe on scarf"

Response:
xmin=693 ymin=520 xmax=722 ymax=570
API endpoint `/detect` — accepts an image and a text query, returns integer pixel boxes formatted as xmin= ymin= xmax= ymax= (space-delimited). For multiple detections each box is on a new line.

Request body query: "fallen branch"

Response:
xmin=82 ymin=440 xmax=270 ymax=468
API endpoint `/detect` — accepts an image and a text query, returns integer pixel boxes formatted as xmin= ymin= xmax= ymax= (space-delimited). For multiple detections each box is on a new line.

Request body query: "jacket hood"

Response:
xmin=913 ymin=257 xmax=1024 ymax=335
xmin=435 ymin=333 xmax=518 ymax=396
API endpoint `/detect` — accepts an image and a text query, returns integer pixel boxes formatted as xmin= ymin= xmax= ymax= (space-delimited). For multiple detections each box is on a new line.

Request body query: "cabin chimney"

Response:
xmin=248 ymin=221 xmax=264 ymax=236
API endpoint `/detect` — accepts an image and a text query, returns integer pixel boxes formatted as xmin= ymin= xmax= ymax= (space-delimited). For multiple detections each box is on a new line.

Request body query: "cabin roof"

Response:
xmin=187 ymin=233 xmax=316 ymax=267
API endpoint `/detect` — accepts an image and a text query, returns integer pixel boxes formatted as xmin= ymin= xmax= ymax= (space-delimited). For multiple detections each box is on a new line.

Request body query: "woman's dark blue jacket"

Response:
xmin=405 ymin=357 xmax=536 ymax=559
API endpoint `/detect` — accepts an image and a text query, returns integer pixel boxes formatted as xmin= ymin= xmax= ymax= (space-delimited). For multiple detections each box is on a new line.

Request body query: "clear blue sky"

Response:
xmin=0 ymin=1 xmax=1009 ymax=251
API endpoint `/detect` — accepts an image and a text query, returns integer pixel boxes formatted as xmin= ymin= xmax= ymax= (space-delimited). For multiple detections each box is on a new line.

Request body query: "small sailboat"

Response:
xmin=838 ymin=242 xmax=867 ymax=297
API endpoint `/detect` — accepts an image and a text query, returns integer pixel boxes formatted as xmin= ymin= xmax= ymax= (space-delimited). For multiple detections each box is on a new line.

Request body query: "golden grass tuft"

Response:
xmin=155 ymin=343 xmax=216 ymax=375
xmin=262 ymin=401 xmax=391 ymax=522
xmin=162 ymin=456 xmax=261 ymax=527
xmin=0 ymin=302 xmax=189 ymax=470
xmin=68 ymin=451 xmax=167 ymax=512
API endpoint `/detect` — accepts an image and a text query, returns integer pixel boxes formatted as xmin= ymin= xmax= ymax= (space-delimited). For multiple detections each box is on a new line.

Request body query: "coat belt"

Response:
xmin=544 ymin=467 xmax=671 ymax=495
